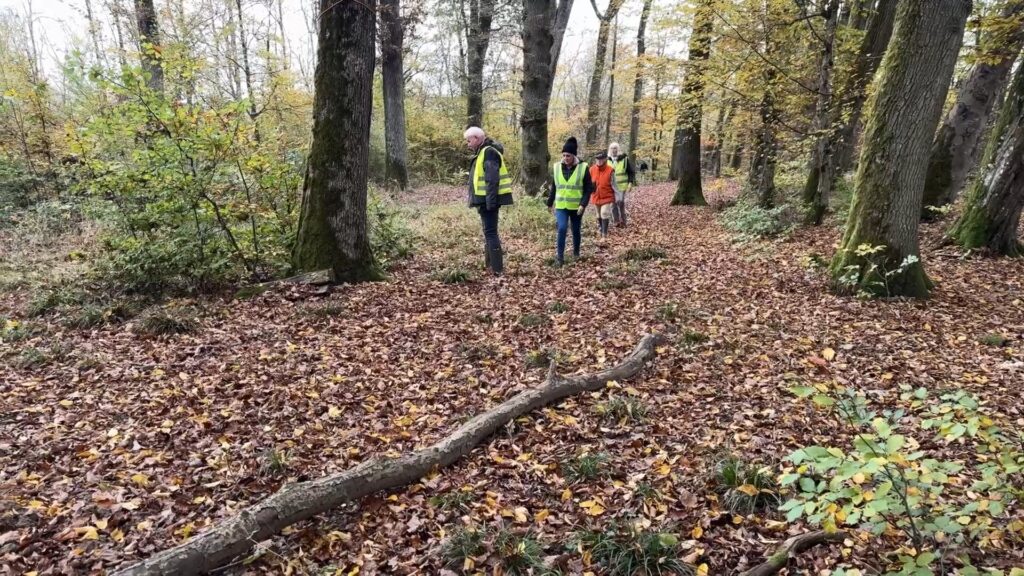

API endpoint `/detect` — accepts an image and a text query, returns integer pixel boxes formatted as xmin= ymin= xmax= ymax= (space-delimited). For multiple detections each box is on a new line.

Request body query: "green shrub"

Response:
xmin=429 ymin=489 xmax=475 ymax=512
xmin=562 ymin=452 xmax=610 ymax=484
xmin=1 ymin=319 xmax=36 ymax=342
xmin=368 ymin=193 xmax=416 ymax=268
xmin=27 ymin=286 xmax=86 ymax=317
xmin=136 ymin=306 xmax=200 ymax=336
xmin=13 ymin=347 xmax=49 ymax=370
xmin=548 ymin=301 xmax=568 ymax=313
xmin=433 ymin=266 xmax=472 ymax=284
xmin=576 ymin=523 xmax=692 ymax=576
xmin=979 ymin=333 xmax=1009 ymax=347
xmin=65 ymin=304 xmax=107 ymax=329
xmin=679 ymin=330 xmax=709 ymax=346
xmin=442 ymin=526 xmax=487 ymax=569
xmin=712 ymin=453 xmax=780 ymax=515
xmin=720 ymin=202 xmax=798 ymax=240
xmin=0 ymin=156 xmax=45 ymax=214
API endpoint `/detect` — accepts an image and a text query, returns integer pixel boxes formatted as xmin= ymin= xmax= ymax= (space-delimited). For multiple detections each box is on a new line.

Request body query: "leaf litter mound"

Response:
xmin=1 ymin=182 xmax=1022 ymax=574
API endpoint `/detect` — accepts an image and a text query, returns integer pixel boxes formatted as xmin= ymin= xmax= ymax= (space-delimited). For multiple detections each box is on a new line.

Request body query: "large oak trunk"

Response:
xmin=380 ymin=0 xmax=410 ymax=189
xmin=133 ymin=0 xmax=164 ymax=94
xmin=920 ymin=1 xmax=1024 ymax=218
xmin=520 ymin=0 xmax=575 ymax=196
xmin=291 ymin=0 xmax=381 ymax=283
xmin=801 ymin=0 xmax=841 ymax=225
xmin=948 ymin=62 xmax=1024 ymax=256
xmin=670 ymin=0 xmax=713 ymax=206
xmin=830 ymin=0 xmax=971 ymax=298
xmin=465 ymin=0 xmax=495 ymax=128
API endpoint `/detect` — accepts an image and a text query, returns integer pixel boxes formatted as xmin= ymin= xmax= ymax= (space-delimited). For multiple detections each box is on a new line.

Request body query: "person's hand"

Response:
xmin=577 ymin=207 xmax=585 ymax=216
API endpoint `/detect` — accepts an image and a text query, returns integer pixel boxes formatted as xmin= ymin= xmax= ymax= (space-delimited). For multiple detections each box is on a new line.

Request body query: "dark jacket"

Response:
xmin=468 ymin=138 xmax=514 ymax=210
xmin=545 ymin=158 xmax=595 ymax=209
xmin=610 ymin=154 xmax=636 ymax=185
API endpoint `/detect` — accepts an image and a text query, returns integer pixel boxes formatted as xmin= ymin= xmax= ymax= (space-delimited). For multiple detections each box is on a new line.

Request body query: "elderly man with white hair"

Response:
xmin=464 ymin=126 xmax=513 ymax=276
xmin=607 ymin=142 xmax=636 ymax=227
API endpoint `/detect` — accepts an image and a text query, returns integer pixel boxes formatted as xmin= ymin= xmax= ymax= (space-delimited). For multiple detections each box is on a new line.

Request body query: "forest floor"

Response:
xmin=2 ymin=180 xmax=1023 ymax=575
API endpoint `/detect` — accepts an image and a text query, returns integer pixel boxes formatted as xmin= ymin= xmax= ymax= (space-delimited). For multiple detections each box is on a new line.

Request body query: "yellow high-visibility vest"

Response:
xmin=473 ymin=146 xmax=512 ymax=197
xmin=610 ymin=157 xmax=630 ymax=191
xmin=552 ymin=161 xmax=588 ymax=210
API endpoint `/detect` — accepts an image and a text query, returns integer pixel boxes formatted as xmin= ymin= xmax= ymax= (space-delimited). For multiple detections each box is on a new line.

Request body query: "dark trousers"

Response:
xmin=478 ymin=206 xmax=503 ymax=274
xmin=555 ymin=208 xmax=582 ymax=263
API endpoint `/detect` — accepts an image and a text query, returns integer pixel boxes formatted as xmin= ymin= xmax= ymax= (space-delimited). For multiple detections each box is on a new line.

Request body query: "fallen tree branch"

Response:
xmin=740 ymin=530 xmax=849 ymax=576
xmin=114 ymin=334 xmax=663 ymax=576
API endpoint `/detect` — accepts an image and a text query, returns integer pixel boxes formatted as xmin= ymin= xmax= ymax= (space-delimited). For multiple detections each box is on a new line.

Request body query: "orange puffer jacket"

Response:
xmin=589 ymin=163 xmax=616 ymax=206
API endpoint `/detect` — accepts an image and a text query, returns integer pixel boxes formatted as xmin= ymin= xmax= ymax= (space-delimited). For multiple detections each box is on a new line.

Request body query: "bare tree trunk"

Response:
xmin=604 ymin=15 xmax=618 ymax=144
xmin=628 ymin=0 xmax=652 ymax=160
xmin=830 ymin=0 xmax=971 ymax=298
xmin=948 ymin=61 xmax=1024 ymax=256
xmin=585 ymin=0 xmax=626 ymax=149
xmin=670 ymin=0 xmax=713 ymax=206
xmin=234 ymin=0 xmax=261 ymax=141
xmin=747 ymin=73 xmax=778 ymax=209
xmin=225 ymin=1 xmax=243 ymax=100
xmin=291 ymin=0 xmax=381 ymax=283
xmin=133 ymin=0 xmax=164 ymax=94
xmin=668 ymin=127 xmax=682 ymax=180
xmin=708 ymin=97 xmax=733 ymax=178
xmin=465 ymin=0 xmax=495 ymax=127
xmin=802 ymin=0 xmax=841 ymax=225
xmin=111 ymin=0 xmax=130 ymax=70
xmin=520 ymin=0 xmax=575 ymax=197
xmin=84 ymin=0 xmax=106 ymax=67
xmin=380 ymin=0 xmax=409 ymax=189
xmin=831 ymin=0 xmax=898 ymax=174
xmin=921 ymin=1 xmax=1024 ymax=218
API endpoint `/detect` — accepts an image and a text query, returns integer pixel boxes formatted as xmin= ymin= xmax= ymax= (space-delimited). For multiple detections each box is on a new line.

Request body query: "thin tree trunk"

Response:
xmin=520 ymin=0 xmax=575 ymax=197
xmin=291 ymin=0 xmax=381 ymax=283
xmin=948 ymin=62 xmax=1024 ymax=256
xmin=604 ymin=15 xmax=618 ymax=144
xmin=465 ymin=0 xmax=495 ymax=127
xmin=709 ymin=97 xmax=733 ymax=178
xmin=670 ymin=0 xmax=713 ymax=206
xmin=234 ymin=0 xmax=261 ymax=141
xmin=921 ymin=1 xmax=1024 ymax=218
xmin=84 ymin=0 xmax=106 ymax=67
xmin=225 ymin=1 xmax=243 ymax=100
xmin=668 ymin=127 xmax=683 ymax=180
xmin=585 ymin=0 xmax=626 ymax=149
xmin=133 ymin=0 xmax=164 ymax=94
xmin=831 ymin=0 xmax=898 ymax=174
xmin=829 ymin=0 xmax=971 ymax=298
xmin=747 ymin=71 xmax=778 ymax=209
xmin=802 ymin=0 xmax=841 ymax=225
xmin=380 ymin=0 xmax=409 ymax=189
xmin=111 ymin=0 xmax=129 ymax=70
xmin=628 ymin=0 xmax=652 ymax=160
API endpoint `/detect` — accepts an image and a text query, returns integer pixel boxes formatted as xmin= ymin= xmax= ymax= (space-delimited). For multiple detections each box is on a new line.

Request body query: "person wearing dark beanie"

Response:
xmin=546 ymin=137 xmax=595 ymax=266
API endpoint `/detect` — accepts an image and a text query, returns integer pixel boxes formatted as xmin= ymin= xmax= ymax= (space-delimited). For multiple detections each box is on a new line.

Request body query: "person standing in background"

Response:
xmin=607 ymin=142 xmax=635 ymax=227
xmin=464 ymin=126 xmax=513 ymax=276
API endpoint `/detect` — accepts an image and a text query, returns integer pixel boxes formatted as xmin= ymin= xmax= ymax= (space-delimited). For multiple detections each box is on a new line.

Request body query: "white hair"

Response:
xmin=608 ymin=142 xmax=621 ymax=154
xmin=464 ymin=126 xmax=486 ymax=139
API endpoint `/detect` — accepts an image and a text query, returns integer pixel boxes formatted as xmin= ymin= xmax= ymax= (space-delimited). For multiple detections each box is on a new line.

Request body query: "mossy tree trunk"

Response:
xmin=380 ymin=0 xmax=410 ymax=190
xmin=831 ymin=0 xmax=899 ymax=175
xmin=920 ymin=1 xmax=1024 ymax=219
xmin=670 ymin=0 xmax=713 ymax=206
xmin=520 ymin=0 xmax=574 ymax=197
xmin=291 ymin=0 xmax=382 ymax=283
xmin=802 ymin=0 xmax=841 ymax=225
xmin=948 ymin=62 xmax=1024 ymax=256
xmin=746 ymin=68 xmax=778 ymax=209
xmin=133 ymin=0 xmax=164 ymax=94
xmin=830 ymin=0 xmax=971 ymax=298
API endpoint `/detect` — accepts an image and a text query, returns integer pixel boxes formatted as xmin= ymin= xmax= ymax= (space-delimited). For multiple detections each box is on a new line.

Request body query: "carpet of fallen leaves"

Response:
xmin=2 ymin=180 xmax=1023 ymax=575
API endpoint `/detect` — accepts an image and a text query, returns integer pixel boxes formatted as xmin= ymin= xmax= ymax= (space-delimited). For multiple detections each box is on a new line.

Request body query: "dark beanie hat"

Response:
xmin=561 ymin=136 xmax=578 ymax=155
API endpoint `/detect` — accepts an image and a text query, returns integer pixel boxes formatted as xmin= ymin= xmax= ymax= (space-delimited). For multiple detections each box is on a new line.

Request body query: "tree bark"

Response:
xmin=604 ymin=15 xmax=619 ymax=144
xmin=585 ymin=0 xmax=626 ymax=149
xmin=670 ymin=0 xmax=713 ymax=206
xmin=628 ymin=0 xmax=652 ymax=159
xmin=112 ymin=334 xmax=662 ymax=576
xmin=133 ymin=0 xmax=164 ymax=94
xmin=668 ymin=127 xmax=683 ymax=180
xmin=708 ymin=98 xmax=733 ymax=178
xmin=380 ymin=0 xmax=410 ymax=189
xmin=291 ymin=0 xmax=382 ymax=283
xmin=520 ymin=0 xmax=575 ymax=197
xmin=947 ymin=61 xmax=1024 ymax=256
xmin=921 ymin=1 xmax=1024 ymax=218
xmin=740 ymin=531 xmax=849 ymax=576
xmin=829 ymin=0 xmax=971 ymax=298
xmin=802 ymin=0 xmax=841 ymax=225
xmin=234 ymin=0 xmax=261 ymax=141
xmin=465 ymin=0 xmax=495 ymax=128
xmin=746 ymin=76 xmax=778 ymax=209
xmin=831 ymin=0 xmax=898 ymax=174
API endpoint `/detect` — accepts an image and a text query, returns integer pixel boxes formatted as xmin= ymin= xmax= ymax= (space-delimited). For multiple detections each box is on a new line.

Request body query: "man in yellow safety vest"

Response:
xmin=607 ymin=142 xmax=636 ymax=227
xmin=464 ymin=126 xmax=513 ymax=275
xmin=545 ymin=137 xmax=595 ymax=266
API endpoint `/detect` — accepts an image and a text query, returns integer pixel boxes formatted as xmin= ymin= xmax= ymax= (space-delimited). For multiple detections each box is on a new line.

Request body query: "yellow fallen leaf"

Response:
xmin=851 ymin=473 xmax=865 ymax=484
xmin=463 ymin=557 xmax=474 ymax=571
xmin=513 ymin=507 xmax=529 ymax=523
xmin=691 ymin=524 xmax=703 ymax=539
xmin=59 ymin=399 xmax=73 ymax=408
xmin=130 ymin=473 xmax=149 ymax=487
xmin=957 ymin=516 xmax=972 ymax=525
xmin=561 ymin=488 xmax=572 ymax=501
xmin=94 ymin=518 xmax=108 ymax=530
xmin=580 ymin=500 xmax=605 ymax=516
xmin=80 ymin=527 xmax=99 ymax=540
xmin=535 ymin=509 xmax=550 ymax=523
xmin=735 ymin=484 xmax=759 ymax=497
xmin=696 ymin=564 xmax=709 ymax=576
xmin=822 ymin=347 xmax=836 ymax=361
xmin=111 ymin=529 xmax=124 ymax=543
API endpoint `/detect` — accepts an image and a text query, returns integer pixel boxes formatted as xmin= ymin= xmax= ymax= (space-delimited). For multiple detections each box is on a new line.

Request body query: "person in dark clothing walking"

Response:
xmin=465 ymin=126 xmax=513 ymax=275
xmin=546 ymin=137 xmax=595 ymax=266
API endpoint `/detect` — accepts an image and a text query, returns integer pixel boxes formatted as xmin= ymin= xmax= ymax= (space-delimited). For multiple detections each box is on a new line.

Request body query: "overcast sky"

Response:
xmin=0 ymin=0 xmax=647 ymax=79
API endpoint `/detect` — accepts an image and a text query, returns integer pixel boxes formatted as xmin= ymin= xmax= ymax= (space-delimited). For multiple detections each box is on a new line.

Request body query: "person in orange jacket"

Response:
xmin=589 ymin=151 xmax=620 ymax=239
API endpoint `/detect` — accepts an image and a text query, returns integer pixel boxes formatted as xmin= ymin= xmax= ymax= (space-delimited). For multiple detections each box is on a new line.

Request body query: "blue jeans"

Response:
xmin=555 ymin=208 xmax=582 ymax=262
